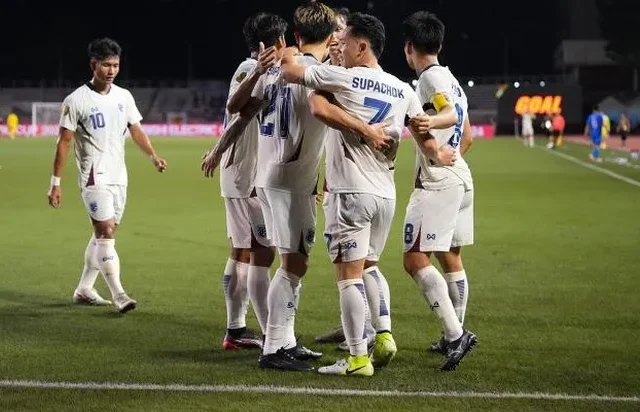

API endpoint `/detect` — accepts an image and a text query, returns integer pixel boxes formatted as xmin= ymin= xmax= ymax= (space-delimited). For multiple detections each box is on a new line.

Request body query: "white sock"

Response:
xmin=338 ymin=279 xmax=368 ymax=356
xmin=283 ymin=281 xmax=302 ymax=349
xmin=363 ymin=266 xmax=392 ymax=332
xmin=413 ymin=265 xmax=463 ymax=342
xmin=263 ymin=268 xmax=300 ymax=355
xmin=247 ymin=265 xmax=271 ymax=335
xmin=95 ymin=239 xmax=125 ymax=298
xmin=445 ymin=270 xmax=468 ymax=325
xmin=222 ymin=259 xmax=248 ymax=330
xmin=77 ymin=234 xmax=100 ymax=291
xmin=529 ymin=135 xmax=535 ymax=147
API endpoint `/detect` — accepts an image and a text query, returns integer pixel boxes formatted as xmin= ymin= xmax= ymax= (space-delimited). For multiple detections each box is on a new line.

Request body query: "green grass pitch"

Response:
xmin=1 ymin=137 xmax=639 ymax=411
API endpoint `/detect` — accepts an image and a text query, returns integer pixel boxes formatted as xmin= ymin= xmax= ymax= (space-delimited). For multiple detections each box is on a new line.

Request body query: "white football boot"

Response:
xmin=73 ymin=288 xmax=112 ymax=306
xmin=113 ymin=292 xmax=137 ymax=313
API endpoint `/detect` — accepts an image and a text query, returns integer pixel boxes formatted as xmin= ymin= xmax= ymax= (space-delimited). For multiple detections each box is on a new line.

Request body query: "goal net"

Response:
xmin=31 ymin=102 xmax=62 ymax=136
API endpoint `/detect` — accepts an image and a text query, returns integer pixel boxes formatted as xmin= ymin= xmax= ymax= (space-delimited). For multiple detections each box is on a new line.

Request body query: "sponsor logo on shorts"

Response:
xmin=426 ymin=233 xmax=436 ymax=241
xmin=342 ymin=240 xmax=357 ymax=250
xmin=256 ymin=224 xmax=267 ymax=238
xmin=89 ymin=201 xmax=98 ymax=213
xmin=102 ymin=256 xmax=114 ymax=262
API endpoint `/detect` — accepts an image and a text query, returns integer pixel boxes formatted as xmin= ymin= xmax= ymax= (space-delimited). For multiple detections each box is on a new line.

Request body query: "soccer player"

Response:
xmin=552 ymin=112 xmax=565 ymax=148
xmin=401 ymin=11 xmax=478 ymax=371
xmin=521 ymin=109 xmax=535 ymax=147
xmin=617 ymin=113 xmax=630 ymax=148
xmin=209 ymin=13 xmax=288 ymax=351
xmin=585 ymin=105 xmax=604 ymax=162
xmin=280 ymin=12 xmax=456 ymax=376
xmin=327 ymin=7 xmax=349 ymax=66
xmin=205 ymin=2 xmax=357 ymax=371
xmin=6 ymin=110 xmax=18 ymax=140
xmin=47 ymin=38 xmax=167 ymax=313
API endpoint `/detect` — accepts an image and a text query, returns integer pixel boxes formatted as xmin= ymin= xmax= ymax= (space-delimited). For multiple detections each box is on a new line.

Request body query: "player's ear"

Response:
xmin=294 ymin=32 xmax=302 ymax=47
xmin=89 ymin=58 xmax=96 ymax=72
xmin=359 ymin=40 xmax=367 ymax=56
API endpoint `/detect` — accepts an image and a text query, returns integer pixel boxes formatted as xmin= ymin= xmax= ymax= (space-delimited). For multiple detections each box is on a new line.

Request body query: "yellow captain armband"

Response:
xmin=431 ymin=93 xmax=450 ymax=112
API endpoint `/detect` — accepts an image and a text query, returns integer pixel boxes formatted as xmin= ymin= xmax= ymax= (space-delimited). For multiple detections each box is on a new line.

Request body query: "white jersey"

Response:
xmin=415 ymin=65 xmax=473 ymax=191
xmin=60 ymin=82 xmax=142 ymax=188
xmin=251 ymin=55 xmax=327 ymax=194
xmin=303 ymin=64 xmax=423 ymax=199
xmin=220 ymin=58 xmax=259 ymax=198
xmin=521 ymin=113 xmax=535 ymax=130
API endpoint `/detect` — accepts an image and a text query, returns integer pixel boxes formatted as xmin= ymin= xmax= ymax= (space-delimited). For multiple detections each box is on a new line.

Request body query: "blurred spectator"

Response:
xmin=617 ymin=113 xmax=631 ymax=148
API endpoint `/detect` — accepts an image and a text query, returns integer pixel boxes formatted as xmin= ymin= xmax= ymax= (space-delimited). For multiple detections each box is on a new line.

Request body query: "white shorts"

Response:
xmin=522 ymin=125 xmax=534 ymax=136
xmin=256 ymin=188 xmax=316 ymax=255
xmin=403 ymin=186 xmax=474 ymax=253
xmin=81 ymin=185 xmax=127 ymax=224
xmin=323 ymin=193 xmax=395 ymax=263
xmin=224 ymin=196 xmax=272 ymax=249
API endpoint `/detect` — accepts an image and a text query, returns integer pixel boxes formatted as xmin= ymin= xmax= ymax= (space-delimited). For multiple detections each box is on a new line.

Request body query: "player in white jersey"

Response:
xmin=47 ymin=38 xmax=167 ymax=313
xmin=281 ymin=12 xmax=456 ymax=377
xmin=521 ymin=110 xmax=536 ymax=147
xmin=202 ymin=13 xmax=288 ymax=351
xmin=401 ymin=11 xmax=478 ymax=371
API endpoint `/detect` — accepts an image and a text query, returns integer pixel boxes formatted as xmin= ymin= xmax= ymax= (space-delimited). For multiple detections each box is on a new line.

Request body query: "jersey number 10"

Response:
xmin=259 ymin=84 xmax=292 ymax=138
xmin=89 ymin=113 xmax=106 ymax=129
xmin=447 ymin=103 xmax=464 ymax=149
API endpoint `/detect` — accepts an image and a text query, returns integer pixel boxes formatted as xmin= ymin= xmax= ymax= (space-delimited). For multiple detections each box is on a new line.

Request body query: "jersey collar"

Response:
xmin=417 ymin=63 xmax=441 ymax=78
xmin=86 ymin=81 xmax=112 ymax=95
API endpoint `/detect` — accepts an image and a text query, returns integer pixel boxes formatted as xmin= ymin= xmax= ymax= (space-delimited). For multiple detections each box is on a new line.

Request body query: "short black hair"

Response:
xmin=293 ymin=1 xmax=336 ymax=44
xmin=346 ymin=12 xmax=385 ymax=59
xmin=334 ymin=7 xmax=350 ymax=18
xmin=243 ymin=12 xmax=288 ymax=52
xmin=593 ymin=104 xmax=600 ymax=111
xmin=87 ymin=38 xmax=121 ymax=61
xmin=402 ymin=11 xmax=445 ymax=55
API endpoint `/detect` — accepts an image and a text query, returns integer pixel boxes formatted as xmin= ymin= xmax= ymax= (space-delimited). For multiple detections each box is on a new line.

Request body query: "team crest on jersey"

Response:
xmin=118 ymin=103 xmax=124 ymax=112
xmin=89 ymin=201 xmax=98 ymax=213
xmin=235 ymin=71 xmax=248 ymax=83
xmin=257 ymin=224 xmax=267 ymax=238
xmin=306 ymin=228 xmax=315 ymax=243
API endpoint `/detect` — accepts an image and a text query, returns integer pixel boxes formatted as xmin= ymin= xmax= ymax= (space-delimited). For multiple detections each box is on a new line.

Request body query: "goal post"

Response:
xmin=31 ymin=102 xmax=63 ymax=136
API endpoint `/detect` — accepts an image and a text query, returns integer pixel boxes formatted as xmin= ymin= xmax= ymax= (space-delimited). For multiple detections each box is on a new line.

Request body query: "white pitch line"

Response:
xmin=542 ymin=147 xmax=640 ymax=188
xmin=0 ymin=380 xmax=638 ymax=403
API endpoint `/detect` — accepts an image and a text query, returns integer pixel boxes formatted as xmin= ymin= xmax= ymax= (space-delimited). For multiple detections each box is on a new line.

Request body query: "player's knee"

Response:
xmin=93 ymin=221 xmax=116 ymax=239
xmin=403 ymin=252 xmax=429 ymax=276
xmin=251 ymin=246 xmax=275 ymax=267
xmin=435 ymin=250 xmax=463 ymax=273
xmin=281 ymin=252 xmax=308 ymax=277
xmin=231 ymin=248 xmax=251 ymax=263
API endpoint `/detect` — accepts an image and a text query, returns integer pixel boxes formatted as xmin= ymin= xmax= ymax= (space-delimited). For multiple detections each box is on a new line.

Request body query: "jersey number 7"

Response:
xmin=364 ymin=97 xmax=392 ymax=124
xmin=259 ymin=84 xmax=292 ymax=138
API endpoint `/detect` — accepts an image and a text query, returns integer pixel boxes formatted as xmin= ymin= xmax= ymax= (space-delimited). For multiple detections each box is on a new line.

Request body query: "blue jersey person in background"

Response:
xmin=585 ymin=105 xmax=604 ymax=163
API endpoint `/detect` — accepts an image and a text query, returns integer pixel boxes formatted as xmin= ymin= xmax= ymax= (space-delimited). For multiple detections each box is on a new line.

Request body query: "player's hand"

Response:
xmin=436 ymin=145 xmax=457 ymax=166
xmin=151 ymin=155 xmax=168 ymax=173
xmin=256 ymin=42 xmax=278 ymax=74
xmin=48 ymin=185 xmax=62 ymax=208
xmin=409 ymin=114 xmax=433 ymax=134
xmin=281 ymin=46 xmax=300 ymax=64
xmin=201 ymin=147 xmax=222 ymax=178
xmin=363 ymin=120 xmax=394 ymax=152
